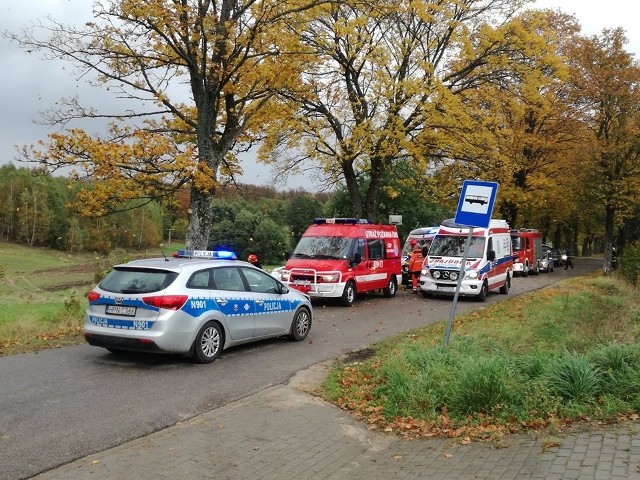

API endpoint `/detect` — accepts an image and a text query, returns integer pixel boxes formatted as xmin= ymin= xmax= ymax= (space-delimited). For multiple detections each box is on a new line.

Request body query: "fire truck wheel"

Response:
xmin=499 ymin=274 xmax=510 ymax=294
xmin=383 ymin=276 xmax=397 ymax=298
xmin=341 ymin=280 xmax=356 ymax=307
xmin=476 ymin=281 xmax=488 ymax=302
xmin=523 ymin=263 xmax=529 ymax=277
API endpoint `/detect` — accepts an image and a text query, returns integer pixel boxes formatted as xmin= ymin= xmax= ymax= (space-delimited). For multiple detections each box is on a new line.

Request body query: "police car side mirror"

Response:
xmin=487 ymin=250 xmax=496 ymax=261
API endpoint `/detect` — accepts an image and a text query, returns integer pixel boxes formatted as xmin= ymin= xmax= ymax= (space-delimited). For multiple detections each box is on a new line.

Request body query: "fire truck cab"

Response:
xmin=510 ymin=228 xmax=544 ymax=276
xmin=419 ymin=218 xmax=513 ymax=301
xmin=273 ymin=218 xmax=402 ymax=307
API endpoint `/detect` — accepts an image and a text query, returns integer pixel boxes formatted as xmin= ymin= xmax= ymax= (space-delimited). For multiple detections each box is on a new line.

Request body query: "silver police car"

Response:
xmin=84 ymin=250 xmax=312 ymax=363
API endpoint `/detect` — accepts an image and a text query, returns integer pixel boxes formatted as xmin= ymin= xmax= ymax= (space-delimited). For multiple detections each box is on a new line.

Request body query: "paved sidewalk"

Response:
xmin=34 ymin=364 xmax=640 ymax=480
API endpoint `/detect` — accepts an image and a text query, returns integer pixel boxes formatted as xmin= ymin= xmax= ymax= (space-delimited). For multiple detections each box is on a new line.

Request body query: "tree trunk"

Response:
xmin=342 ymin=160 xmax=363 ymax=218
xmin=362 ymin=158 xmax=385 ymax=221
xmin=602 ymin=205 xmax=615 ymax=276
xmin=184 ymin=130 xmax=223 ymax=249
xmin=186 ymin=187 xmax=215 ymax=250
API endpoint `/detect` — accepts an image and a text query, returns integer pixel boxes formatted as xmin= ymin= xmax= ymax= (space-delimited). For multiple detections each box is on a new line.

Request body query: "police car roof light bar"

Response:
xmin=173 ymin=249 xmax=238 ymax=260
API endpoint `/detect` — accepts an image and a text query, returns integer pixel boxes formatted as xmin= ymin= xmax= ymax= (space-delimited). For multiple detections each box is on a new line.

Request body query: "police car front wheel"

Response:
xmin=290 ymin=308 xmax=311 ymax=341
xmin=192 ymin=321 xmax=223 ymax=364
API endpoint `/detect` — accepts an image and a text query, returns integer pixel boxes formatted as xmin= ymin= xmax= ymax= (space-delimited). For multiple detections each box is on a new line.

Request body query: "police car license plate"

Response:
xmin=437 ymin=286 xmax=455 ymax=293
xmin=105 ymin=305 xmax=137 ymax=317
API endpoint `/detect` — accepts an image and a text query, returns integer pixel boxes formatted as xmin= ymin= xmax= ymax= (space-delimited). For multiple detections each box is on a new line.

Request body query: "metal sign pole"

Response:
xmin=443 ymin=226 xmax=473 ymax=347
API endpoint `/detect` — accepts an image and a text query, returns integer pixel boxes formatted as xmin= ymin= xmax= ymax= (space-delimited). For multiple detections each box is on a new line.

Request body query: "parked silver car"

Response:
xmin=84 ymin=250 xmax=312 ymax=363
xmin=540 ymin=247 xmax=555 ymax=273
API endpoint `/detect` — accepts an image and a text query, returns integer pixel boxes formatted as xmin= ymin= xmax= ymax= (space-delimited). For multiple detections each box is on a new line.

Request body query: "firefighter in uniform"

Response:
xmin=408 ymin=243 xmax=424 ymax=293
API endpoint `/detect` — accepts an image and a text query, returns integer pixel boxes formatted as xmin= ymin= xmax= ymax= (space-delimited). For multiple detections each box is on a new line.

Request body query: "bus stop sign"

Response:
xmin=454 ymin=180 xmax=498 ymax=229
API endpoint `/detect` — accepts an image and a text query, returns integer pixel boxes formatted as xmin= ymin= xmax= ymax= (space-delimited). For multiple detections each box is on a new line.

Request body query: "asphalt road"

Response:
xmin=0 ymin=258 xmax=600 ymax=480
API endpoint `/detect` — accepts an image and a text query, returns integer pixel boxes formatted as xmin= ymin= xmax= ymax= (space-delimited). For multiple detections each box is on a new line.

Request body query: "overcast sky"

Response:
xmin=2 ymin=0 xmax=640 ymax=191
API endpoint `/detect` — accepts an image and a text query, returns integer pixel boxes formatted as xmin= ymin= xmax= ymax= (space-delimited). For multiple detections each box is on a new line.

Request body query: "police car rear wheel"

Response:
xmin=290 ymin=307 xmax=311 ymax=341
xmin=341 ymin=281 xmax=356 ymax=307
xmin=192 ymin=321 xmax=222 ymax=364
xmin=383 ymin=276 xmax=397 ymax=298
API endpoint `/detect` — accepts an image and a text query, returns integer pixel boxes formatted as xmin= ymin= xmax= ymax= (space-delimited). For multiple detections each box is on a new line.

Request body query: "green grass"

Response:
xmin=321 ymin=274 xmax=640 ymax=439
xmin=0 ymin=241 xmax=186 ymax=355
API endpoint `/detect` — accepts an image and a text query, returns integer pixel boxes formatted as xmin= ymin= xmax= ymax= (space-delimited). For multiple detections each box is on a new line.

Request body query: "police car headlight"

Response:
xmin=320 ymin=273 xmax=339 ymax=282
xmin=466 ymin=270 xmax=478 ymax=279
xmin=432 ymin=270 xmax=441 ymax=279
xmin=450 ymin=272 xmax=458 ymax=281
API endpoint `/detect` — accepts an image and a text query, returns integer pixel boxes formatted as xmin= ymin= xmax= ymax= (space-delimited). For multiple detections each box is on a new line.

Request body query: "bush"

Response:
xmin=448 ymin=356 xmax=516 ymax=418
xmin=620 ymin=241 xmax=640 ymax=286
xmin=546 ymin=354 xmax=600 ymax=404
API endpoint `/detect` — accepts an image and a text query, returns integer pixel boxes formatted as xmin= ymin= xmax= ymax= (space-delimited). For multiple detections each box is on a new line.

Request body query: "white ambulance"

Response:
xmin=418 ymin=218 xmax=513 ymax=301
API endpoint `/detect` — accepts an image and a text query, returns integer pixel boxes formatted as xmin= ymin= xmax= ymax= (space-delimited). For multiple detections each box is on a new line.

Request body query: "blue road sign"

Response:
xmin=454 ymin=180 xmax=499 ymax=228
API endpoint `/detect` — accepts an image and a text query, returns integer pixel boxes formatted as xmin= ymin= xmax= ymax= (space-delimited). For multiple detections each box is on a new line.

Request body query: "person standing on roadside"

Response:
xmin=408 ymin=243 xmax=424 ymax=293
xmin=564 ymin=249 xmax=574 ymax=270
xmin=248 ymin=254 xmax=262 ymax=269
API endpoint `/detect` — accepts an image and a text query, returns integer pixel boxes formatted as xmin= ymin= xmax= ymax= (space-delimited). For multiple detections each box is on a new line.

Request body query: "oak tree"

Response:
xmin=259 ymin=0 xmax=560 ymax=219
xmin=7 ymin=0 xmax=322 ymax=248
xmin=567 ymin=29 xmax=640 ymax=274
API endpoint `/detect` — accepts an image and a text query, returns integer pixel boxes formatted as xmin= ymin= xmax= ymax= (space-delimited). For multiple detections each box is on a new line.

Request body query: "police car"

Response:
xmin=84 ymin=250 xmax=312 ymax=363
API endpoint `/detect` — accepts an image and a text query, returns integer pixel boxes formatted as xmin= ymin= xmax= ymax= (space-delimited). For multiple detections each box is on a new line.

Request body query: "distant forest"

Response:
xmin=0 ymin=164 xmax=448 ymax=264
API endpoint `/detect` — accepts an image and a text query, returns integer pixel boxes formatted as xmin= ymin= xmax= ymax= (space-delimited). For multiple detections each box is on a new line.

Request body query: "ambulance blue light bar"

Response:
xmin=173 ymin=249 xmax=238 ymax=260
xmin=313 ymin=218 xmax=371 ymax=224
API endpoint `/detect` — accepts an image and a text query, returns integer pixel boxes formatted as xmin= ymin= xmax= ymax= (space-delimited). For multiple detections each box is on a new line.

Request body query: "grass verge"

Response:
xmin=321 ymin=274 xmax=640 ymax=440
xmin=0 ymin=241 xmax=185 ymax=355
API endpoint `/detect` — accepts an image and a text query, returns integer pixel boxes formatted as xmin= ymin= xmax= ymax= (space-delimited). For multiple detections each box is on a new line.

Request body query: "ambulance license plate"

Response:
xmin=437 ymin=286 xmax=455 ymax=293
xmin=105 ymin=305 xmax=137 ymax=317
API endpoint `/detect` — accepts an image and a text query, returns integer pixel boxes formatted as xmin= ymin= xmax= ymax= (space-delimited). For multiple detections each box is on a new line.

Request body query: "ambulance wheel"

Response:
xmin=341 ymin=281 xmax=356 ymax=307
xmin=476 ymin=282 xmax=488 ymax=302
xmin=499 ymin=274 xmax=510 ymax=294
xmin=383 ymin=276 xmax=397 ymax=298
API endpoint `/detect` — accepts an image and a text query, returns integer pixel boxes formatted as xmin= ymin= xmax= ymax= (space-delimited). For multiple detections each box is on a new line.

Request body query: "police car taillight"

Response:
xmin=173 ymin=249 xmax=238 ymax=260
xmin=87 ymin=291 xmax=100 ymax=302
xmin=142 ymin=295 xmax=188 ymax=310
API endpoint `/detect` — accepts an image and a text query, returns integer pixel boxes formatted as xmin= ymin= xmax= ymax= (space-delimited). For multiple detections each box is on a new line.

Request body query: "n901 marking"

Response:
xmin=190 ymin=300 xmax=207 ymax=309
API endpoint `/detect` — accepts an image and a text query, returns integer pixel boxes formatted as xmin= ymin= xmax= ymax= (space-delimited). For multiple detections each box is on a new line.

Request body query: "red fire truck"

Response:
xmin=510 ymin=228 xmax=544 ymax=276
xmin=272 ymin=218 xmax=402 ymax=306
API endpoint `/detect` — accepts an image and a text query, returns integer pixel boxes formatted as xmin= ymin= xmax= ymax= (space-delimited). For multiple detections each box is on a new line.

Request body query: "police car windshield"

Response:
xmin=292 ymin=236 xmax=353 ymax=260
xmin=429 ymin=236 xmax=486 ymax=258
xmin=99 ymin=267 xmax=179 ymax=294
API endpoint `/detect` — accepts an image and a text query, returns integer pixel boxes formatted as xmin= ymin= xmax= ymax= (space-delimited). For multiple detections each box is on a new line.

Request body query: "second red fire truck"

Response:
xmin=510 ymin=228 xmax=544 ymax=276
